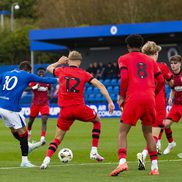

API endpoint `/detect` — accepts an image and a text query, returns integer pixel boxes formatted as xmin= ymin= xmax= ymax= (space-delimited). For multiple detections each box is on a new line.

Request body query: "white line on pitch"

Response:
xmin=0 ymin=159 xmax=181 ymax=170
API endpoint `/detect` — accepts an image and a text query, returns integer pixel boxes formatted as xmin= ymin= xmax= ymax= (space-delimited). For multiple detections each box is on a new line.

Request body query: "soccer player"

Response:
xmin=0 ymin=61 xmax=57 ymax=167
xmin=40 ymin=51 xmax=115 ymax=169
xmin=110 ymin=35 xmax=164 ymax=176
xmin=28 ymin=67 xmax=52 ymax=145
xmin=163 ymin=55 xmax=182 ymax=153
xmin=136 ymin=41 xmax=173 ymax=169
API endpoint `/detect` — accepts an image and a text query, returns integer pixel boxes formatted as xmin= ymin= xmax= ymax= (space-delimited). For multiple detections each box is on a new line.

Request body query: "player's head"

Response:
xmin=125 ymin=34 xmax=144 ymax=52
xmin=142 ymin=41 xmax=161 ymax=61
xmin=19 ymin=61 xmax=32 ymax=72
xmin=68 ymin=50 xmax=82 ymax=66
xmin=169 ymin=55 xmax=182 ymax=73
xmin=37 ymin=67 xmax=46 ymax=77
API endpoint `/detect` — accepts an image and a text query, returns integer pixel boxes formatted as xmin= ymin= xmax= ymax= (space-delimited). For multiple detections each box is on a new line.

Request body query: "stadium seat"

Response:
xmin=110 ymin=93 xmax=117 ymax=101
xmin=103 ymin=79 xmax=110 ymax=86
xmin=87 ymin=94 xmax=95 ymax=102
xmin=111 ymin=79 xmax=117 ymax=86
xmin=113 ymin=86 xmax=119 ymax=94
xmin=95 ymin=94 xmax=102 ymax=102
xmin=93 ymin=87 xmax=100 ymax=94
xmin=99 ymin=79 xmax=103 ymax=83
xmin=20 ymin=95 xmax=32 ymax=104
xmin=86 ymin=86 xmax=93 ymax=94
xmin=117 ymin=79 xmax=121 ymax=85
xmin=106 ymin=86 xmax=112 ymax=94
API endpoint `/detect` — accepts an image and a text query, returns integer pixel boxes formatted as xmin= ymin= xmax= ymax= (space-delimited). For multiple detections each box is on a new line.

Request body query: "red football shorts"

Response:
xmin=121 ymin=96 xmax=156 ymax=126
xmin=57 ymin=104 xmax=97 ymax=131
xmin=30 ymin=104 xmax=50 ymax=117
xmin=167 ymin=104 xmax=182 ymax=123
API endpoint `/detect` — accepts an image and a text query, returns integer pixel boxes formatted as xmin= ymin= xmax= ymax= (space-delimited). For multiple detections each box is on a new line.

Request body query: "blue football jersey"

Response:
xmin=0 ymin=69 xmax=57 ymax=112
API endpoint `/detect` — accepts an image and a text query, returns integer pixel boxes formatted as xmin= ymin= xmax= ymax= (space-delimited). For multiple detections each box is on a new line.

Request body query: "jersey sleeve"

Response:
xmin=53 ymin=67 xmax=62 ymax=77
xmin=119 ymin=68 xmax=128 ymax=97
xmin=29 ymin=73 xmax=57 ymax=84
xmin=118 ymin=56 xmax=128 ymax=70
xmin=29 ymin=82 xmax=36 ymax=87
xmin=153 ymin=61 xmax=162 ymax=78
xmin=161 ymin=63 xmax=173 ymax=81
xmin=85 ymin=71 xmax=94 ymax=83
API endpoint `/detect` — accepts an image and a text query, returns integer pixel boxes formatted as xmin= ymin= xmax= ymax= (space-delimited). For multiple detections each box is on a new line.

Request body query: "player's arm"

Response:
xmin=118 ymin=68 xmax=128 ymax=108
xmin=30 ymin=74 xmax=58 ymax=84
xmin=155 ymin=72 xmax=164 ymax=95
xmin=90 ymin=78 xmax=115 ymax=113
xmin=162 ymin=63 xmax=174 ymax=87
xmin=168 ymin=89 xmax=175 ymax=106
xmin=154 ymin=62 xmax=164 ymax=95
xmin=47 ymin=56 xmax=68 ymax=74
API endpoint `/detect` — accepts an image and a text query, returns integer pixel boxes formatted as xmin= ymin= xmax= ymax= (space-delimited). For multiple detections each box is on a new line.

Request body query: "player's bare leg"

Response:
xmin=142 ymin=125 xmax=159 ymax=175
xmin=110 ymin=123 xmax=130 ymax=176
xmin=40 ymin=114 xmax=48 ymax=145
xmin=90 ymin=115 xmax=104 ymax=162
xmin=27 ymin=116 xmax=35 ymax=141
xmin=40 ymin=128 xmax=66 ymax=169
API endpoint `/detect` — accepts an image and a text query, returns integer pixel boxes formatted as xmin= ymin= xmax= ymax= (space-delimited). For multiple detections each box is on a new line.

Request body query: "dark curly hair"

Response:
xmin=125 ymin=34 xmax=144 ymax=48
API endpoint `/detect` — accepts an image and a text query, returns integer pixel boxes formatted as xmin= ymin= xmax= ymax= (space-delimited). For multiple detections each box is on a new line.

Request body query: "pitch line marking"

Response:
xmin=0 ymin=159 xmax=181 ymax=170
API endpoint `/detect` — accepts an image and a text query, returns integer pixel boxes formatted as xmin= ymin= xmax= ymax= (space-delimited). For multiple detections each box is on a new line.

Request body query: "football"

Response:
xmin=58 ymin=148 xmax=73 ymax=163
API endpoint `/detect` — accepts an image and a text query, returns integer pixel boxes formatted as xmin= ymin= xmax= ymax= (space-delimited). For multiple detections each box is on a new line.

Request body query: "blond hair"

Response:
xmin=68 ymin=50 xmax=82 ymax=61
xmin=142 ymin=41 xmax=161 ymax=55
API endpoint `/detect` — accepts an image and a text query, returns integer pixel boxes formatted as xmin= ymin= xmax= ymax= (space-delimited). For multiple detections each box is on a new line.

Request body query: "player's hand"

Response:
xmin=32 ymin=84 xmax=39 ymax=90
xmin=57 ymin=56 xmax=69 ymax=64
xmin=117 ymin=96 xmax=124 ymax=109
xmin=168 ymin=98 xmax=173 ymax=106
xmin=108 ymin=102 xmax=115 ymax=114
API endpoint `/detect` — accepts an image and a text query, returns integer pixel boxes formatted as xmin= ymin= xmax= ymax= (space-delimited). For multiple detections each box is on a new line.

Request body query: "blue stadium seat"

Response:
xmin=93 ymin=87 xmax=100 ymax=94
xmin=86 ymin=86 xmax=93 ymax=94
xmin=99 ymin=79 xmax=104 ymax=83
xmin=20 ymin=94 xmax=32 ymax=104
xmin=111 ymin=78 xmax=117 ymax=86
xmin=95 ymin=93 xmax=102 ymax=102
xmin=87 ymin=94 xmax=95 ymax=102
xmin=107 ymin=86 xmax=113 ymax=93
xmin=118 ymin=79 xmax=120 ymax=85
xmin=113 ymin=86 xmax=119 ymax=94
xmin=110 ymin=93 xmax=117 ymax=101
xmin=103 ymin=79 xmax=110 ymax=86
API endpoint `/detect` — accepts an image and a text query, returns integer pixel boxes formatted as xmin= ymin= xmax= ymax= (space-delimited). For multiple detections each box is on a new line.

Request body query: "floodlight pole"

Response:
xmin=31 ymin=51 xmax=34 ymax=73
xmin=11 ymin=2 xmax=20 ymax=32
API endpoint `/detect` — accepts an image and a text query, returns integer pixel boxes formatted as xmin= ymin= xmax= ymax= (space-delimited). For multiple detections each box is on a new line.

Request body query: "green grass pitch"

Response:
xmin=0 ymin=118 xmax=182 ymax=182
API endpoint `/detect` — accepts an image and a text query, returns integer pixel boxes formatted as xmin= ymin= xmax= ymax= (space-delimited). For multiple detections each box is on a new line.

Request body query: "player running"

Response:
xmin=28 ymin=67 xmax=52 ymax=145
xmin=40 ymin=51 xmax=115 ymax=169
xmin=163 ymin=55 xmax=182 ymax=153
xmin=136 ymin=41 xmax=173 ymax=170
xmin=0 ymin=61 xmax=57 ymax=167
xmin=110 ymin=35 xmax=164 ymax=176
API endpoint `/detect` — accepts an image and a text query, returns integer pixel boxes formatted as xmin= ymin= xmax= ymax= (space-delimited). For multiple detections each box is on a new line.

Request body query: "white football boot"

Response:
xmin=20 ymin=160 xmax=35 ymax=168
xmin=28 ymin=141 xmax=43 ymax=153
xmin=90 ymin=152 xmax=104 ymax=162
xmin=137 ymin=153 xmax=145 ymax=170
xmin=40 ymin=157 xmax=50 ymax=170
xmin=163 ymin=142 xmax=176 ymax=155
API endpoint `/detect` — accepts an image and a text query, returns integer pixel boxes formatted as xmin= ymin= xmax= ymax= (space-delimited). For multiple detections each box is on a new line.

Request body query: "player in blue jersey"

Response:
xmin=0 ymin=61 xmax=57 ymax=167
